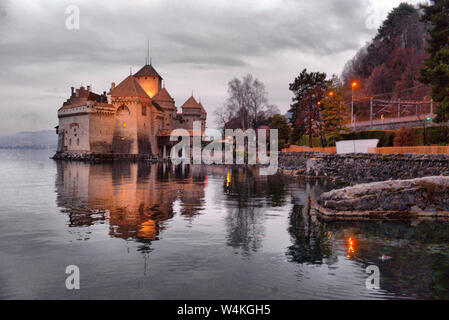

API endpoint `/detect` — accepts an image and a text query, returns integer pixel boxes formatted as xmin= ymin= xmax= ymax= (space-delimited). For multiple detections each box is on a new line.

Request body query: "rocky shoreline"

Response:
xmin=313 ymin=176 xmax=449 ymax=219
xmin=52 ymin=152 xmax=163 ymax=162
xmin=278 ymin=152 xmax=449 ymax=219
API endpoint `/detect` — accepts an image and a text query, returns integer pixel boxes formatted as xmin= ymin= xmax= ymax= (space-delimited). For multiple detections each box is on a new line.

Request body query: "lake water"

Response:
xmin=1 ymin=149 xmax=449 ymax=299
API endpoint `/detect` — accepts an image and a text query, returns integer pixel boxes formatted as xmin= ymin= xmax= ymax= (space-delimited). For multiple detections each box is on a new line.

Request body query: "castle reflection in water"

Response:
xmin=54 ymin=161 xmax=289 ymax=245
xmin=55 ymin=161 xmax=211 ymax=242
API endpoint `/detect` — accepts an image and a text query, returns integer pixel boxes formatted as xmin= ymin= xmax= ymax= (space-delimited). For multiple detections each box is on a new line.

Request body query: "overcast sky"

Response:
xmin=0 ymin=0 xmax=426 ymax=134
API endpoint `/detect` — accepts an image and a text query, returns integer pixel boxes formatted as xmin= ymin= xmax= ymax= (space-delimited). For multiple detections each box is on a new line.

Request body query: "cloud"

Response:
xmin=0 ymin=0 xmax=424 ymax=133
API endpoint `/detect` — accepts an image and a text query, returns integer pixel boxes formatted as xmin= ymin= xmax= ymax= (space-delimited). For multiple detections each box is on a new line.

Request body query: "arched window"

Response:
xmin=77 ymin=138 xmax=79 ymax=146
xmin=116 ymin=105 xmax=130 ymax=115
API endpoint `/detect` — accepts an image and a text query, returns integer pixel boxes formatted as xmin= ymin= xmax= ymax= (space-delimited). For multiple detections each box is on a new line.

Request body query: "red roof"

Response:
xmin=134 ymin=64 xmax=163 ymax=79
xmin=153 ymin=87 xmax=174 ymax=103
xmin=181 ymin=96 xmax=202 ymax=109
xmin=110 ymin=75 xmax=149 ymax=98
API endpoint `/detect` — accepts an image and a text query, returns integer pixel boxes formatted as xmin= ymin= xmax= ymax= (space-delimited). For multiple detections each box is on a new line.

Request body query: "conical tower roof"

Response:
xmin=110 ymin=75 xmax=149 ymax=98
xmin=181 ymin=96 xmax=201 ymax=109
xmin=133 ymin=64 xmax=163 ymax=79
xmin=152 ymin=87 xmax=174 ymax=103
xmin=198 ymin=101 xmax=207 ymax=114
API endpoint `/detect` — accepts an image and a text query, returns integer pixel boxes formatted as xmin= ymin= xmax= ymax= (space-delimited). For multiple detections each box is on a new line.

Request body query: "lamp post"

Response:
xmin=351 ymin=82 xmax=357 ymax=128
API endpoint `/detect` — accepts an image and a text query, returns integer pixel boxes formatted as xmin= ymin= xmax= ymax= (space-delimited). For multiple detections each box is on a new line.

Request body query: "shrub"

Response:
xmin=394 ymin=127 xmax=418 ymax=146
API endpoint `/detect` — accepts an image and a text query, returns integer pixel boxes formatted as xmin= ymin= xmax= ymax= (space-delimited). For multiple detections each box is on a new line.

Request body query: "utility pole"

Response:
xmin=398 ymin=98 xmax=401 ymax=119
xmin=351 ymin=93 xmax=354 ymax=126
xmin=430 ymin=99 xmax=433 ymax=118
xmin=351 ymin=82 xmax=357 ymax=128
xmin=370 ymin=97 xmax=373 ymax=128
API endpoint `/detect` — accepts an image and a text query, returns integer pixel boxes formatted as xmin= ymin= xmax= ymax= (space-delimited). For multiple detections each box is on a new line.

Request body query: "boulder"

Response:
xmin=315 ymin=176 xmax=449 ymax=218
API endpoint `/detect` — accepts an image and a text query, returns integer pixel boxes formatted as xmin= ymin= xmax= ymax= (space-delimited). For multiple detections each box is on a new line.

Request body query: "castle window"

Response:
xmin=117 ymin=105 xmax=130 ymax=115
xmin=69 ymin=139 xmax=72 ymax=146
xmin=77 ymin=138 xmax=79 ymax=146
xmin=142 ymin=105 xmax=147 ymax=116
xmin=123 ymin=122 xmax=126 ymax=128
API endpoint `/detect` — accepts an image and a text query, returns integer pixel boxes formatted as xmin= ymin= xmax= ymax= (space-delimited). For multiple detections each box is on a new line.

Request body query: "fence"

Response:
xmin=348 ymin=98 xmax=433 ymax=128
xmin=282 ymin=145 xmax=449 ymax=155
xmin=281 ymin=145 xmax=336 ymax=154
xmin=368 ymin=146 xmax=449 ymax=155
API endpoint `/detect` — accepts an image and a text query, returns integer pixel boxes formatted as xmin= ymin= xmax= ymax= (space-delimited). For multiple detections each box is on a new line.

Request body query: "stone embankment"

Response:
xmin=52 ymin=152 xmax=160 ymax=162
xmin=313 ymin=176 xmax=449 ymax=218
xmin=279 ymin=152 xmax=449 ymax=184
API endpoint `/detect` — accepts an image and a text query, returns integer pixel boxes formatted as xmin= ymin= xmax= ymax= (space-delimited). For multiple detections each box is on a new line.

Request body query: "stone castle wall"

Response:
xmin=89 ymin=112 xmax=114 ymax=153
xmin=279 ymin=152 xmax=449 ymax=184
xmin=58 ymin=112 xmax=90 ymax=153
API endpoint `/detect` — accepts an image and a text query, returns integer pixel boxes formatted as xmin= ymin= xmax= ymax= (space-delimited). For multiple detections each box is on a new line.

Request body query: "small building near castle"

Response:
xmin=55 ymin=63 xmax=206 ymax=158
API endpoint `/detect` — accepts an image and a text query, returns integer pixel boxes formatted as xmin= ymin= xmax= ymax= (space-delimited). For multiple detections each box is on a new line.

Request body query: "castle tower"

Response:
xmin=181 ymin=95 xmax=207 ymax=132
xmin=133 ymin=63 xmax=163 ymax=98
xmin=109 ymin=75 xmax=152 ymax=154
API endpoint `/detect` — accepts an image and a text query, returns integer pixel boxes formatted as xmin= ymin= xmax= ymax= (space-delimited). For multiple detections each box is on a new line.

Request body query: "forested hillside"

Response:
xmin=342 ymin=3 xmax=432 ymax=100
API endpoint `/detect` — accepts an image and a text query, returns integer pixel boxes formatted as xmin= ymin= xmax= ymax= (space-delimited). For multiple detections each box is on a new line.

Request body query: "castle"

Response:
xmin=56 ymin=62 xmax=206 ymax=158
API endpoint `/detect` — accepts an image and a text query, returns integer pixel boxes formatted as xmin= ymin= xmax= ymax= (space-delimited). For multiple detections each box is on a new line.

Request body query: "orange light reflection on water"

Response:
xmin=346 ymin=236 xmax=356 ymax=258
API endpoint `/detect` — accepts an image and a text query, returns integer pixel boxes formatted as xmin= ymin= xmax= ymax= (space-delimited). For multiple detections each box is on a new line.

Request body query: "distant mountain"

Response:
xmin=0 ymin=130 xmax=57 ymax=149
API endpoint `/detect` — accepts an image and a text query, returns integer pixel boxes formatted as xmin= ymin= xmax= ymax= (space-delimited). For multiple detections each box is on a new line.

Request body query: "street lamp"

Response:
xmin=351 ymin=82 xmax=358 ymax=127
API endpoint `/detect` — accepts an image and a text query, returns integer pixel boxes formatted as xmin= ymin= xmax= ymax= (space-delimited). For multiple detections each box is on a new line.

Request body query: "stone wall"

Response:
xmin=58 ymin=112 xmax=90 ymax=153
xmin=279 ymin=152 xmax=449 ymax=184
xmin=52 ymin=152 xmax=158 ymax=162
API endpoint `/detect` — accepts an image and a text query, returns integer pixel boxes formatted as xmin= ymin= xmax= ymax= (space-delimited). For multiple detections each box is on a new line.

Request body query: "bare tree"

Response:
xmin=219 ymin=74 xmax=275 ymax=130
xmin=247 ymin=75 xmax=268 ymax=128
xmin=214 ymin=104 xmax=234 ymax=132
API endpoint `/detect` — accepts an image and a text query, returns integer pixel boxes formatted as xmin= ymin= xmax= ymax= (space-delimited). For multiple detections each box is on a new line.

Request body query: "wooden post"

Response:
xmin=398 ymin=98 xmax=401 ymax=119
xmin=370 ymin=97 xmax=373 ymax=128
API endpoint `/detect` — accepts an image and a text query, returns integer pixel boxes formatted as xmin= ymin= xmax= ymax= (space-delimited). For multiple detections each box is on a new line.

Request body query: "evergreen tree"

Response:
xmin=320 ymin=76 xmax=347 ymax=142
xmin=288 ymin=69 xmax=328 ymax=146
xmin=419 ymin=0 xmax=449 ymax=122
